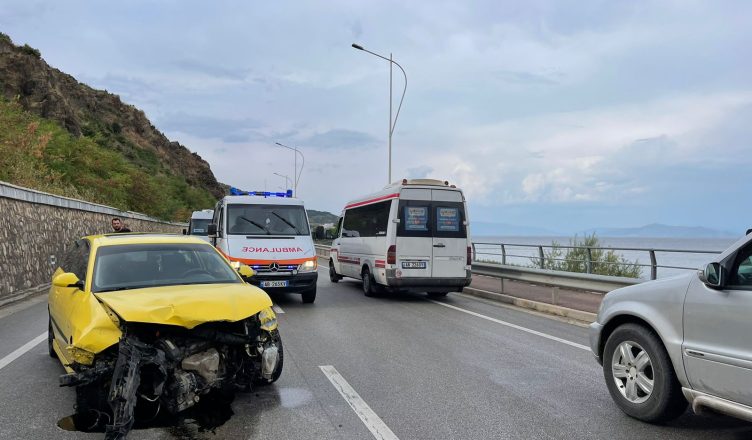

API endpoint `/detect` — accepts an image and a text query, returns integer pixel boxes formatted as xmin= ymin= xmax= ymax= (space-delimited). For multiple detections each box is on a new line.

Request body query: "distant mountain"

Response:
xmin=307 ymin=210 xmax=339 ymax=225
xmin=581 ymin=223 xmax=737 ymax=238
xmin=471 ymin=221 xmax=559 ymax=237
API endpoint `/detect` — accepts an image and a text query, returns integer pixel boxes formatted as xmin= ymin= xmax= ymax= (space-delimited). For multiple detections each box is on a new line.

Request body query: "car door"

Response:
xmin=49 ymin=239 xmax=89 ymax=358
xmin=396 ymin=189 xmax=433 ymax=280
xmin=683 ymin=239 xmax=752 ymax=406
xmin=431 ymin=190 xmax=468 ymax=278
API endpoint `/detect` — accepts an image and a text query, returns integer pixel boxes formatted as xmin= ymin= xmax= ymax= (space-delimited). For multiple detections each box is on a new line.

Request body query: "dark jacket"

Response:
xmin=113 ymin=227 xmax=131 ymax=233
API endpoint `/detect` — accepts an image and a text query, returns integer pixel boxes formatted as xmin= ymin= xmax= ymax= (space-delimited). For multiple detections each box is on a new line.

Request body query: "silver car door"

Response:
xmin=683 ymin=240 xmax=752 ymax=406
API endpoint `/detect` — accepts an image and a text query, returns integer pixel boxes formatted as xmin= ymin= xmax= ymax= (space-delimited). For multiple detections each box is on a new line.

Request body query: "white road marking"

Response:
xmin=0 ymin=332 xmax=48 ymax=371
xmin=319 ymin=365 xmax=400 ymax=440
xmin=428 ymin=300 xmax=590 ymax=351
xmin=272 ymin=304 xmax=285 ymax=314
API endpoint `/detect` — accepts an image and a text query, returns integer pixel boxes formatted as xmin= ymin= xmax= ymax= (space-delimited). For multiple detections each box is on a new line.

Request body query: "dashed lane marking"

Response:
xmin=428 ymin=300 xmax=590 ymax=351
xmin=0 ymin=332 xmax=47 ymax=371
xmin=272 ymin=304 xmax=285 ymax=314
xmin=319 ymin=365 xmax=400 ymax=440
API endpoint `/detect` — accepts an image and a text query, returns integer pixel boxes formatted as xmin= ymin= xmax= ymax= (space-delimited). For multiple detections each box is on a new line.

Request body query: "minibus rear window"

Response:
xmin=397 ymin=201 xmax=467 ymax=238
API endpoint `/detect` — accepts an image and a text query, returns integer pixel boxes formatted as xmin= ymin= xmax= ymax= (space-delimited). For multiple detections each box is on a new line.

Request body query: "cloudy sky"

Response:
xmin=3 ymin=0 xmax=751 ymax=234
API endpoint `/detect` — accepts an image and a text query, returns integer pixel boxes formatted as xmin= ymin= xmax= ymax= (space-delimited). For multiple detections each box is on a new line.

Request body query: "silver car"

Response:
xmin=590 ymin=232 xmax=752 ymax=423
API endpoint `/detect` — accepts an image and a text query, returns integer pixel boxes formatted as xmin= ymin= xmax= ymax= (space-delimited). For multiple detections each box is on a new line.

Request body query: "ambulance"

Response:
xmin=208 ymin=188 xmax=318 ymax=303
xmin=329 ymin=179 xmax=472 ymax=297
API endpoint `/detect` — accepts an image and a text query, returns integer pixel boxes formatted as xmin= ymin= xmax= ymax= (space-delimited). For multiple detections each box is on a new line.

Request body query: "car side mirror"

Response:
xmin=699 ymin=262 xmax=723 ymax=289
xmin=53 ymin=272 xmax=84 ymax=290
xmin=208 ymin=223 xmax=218 ymax=237
xmin=230 ymin=261 xmax=255 ymax=279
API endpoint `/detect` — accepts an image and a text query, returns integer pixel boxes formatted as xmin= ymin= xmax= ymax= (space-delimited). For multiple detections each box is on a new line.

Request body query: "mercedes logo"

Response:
xmin=270 ymin=262 xmax=279 ymax=272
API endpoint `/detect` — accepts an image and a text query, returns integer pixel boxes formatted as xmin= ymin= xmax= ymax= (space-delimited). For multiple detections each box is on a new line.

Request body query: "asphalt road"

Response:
xmin=1 ymin=269 xmax=750 ymax=440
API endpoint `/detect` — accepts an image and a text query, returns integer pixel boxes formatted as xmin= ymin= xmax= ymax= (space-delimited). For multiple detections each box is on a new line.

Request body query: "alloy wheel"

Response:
xmin=611 ymin=340 xmax=654 ymax=404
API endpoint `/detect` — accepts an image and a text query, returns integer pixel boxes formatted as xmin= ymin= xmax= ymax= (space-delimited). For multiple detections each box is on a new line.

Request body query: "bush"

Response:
xmin=20 ymin=44 xmax=41 ymax=58
xmin=535 ymin=233 xmax=642 ymax=278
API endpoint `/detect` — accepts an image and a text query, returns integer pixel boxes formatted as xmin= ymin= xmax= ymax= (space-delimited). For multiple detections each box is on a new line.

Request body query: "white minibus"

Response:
xmin=185 ymin=209 xmax=214 ymax=242
xmin=329 ymin=179 xmax=472 ymax=297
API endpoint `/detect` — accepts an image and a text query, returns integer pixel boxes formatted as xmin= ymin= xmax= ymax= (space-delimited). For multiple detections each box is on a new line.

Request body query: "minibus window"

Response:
xmin=397 ymin=200 xmax=432 ymax=237
xmin=433 ymin=202 xmax=467 ymax=238
xmin=342 ymin=201 xmax=391 ymax=238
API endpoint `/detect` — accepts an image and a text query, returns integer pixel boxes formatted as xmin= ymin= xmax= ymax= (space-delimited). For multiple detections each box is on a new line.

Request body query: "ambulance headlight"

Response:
xmin=298 ymin=259 xmax=318 ymax=273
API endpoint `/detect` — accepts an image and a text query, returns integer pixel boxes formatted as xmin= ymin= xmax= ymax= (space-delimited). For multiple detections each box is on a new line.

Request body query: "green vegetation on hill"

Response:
xmin=307 ymin=209 xmax=339 ymax=225
xmin=0 ymin=97 xmax=216 ymax=220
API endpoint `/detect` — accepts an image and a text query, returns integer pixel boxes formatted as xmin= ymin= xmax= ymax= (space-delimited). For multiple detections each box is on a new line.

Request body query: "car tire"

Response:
xmin=329 ymin=260 xmax=341 ymax=283
xmin=362 ymin=268 xmax=377 ymax=297
xmin=48 ymin=317 xmax=57 ymax=359
xmin=427 ymin=292 xmax=448 ymax=298
xmin=602 ymin=323 xmax=687 ymax=423
xmin=256 ymin=330 xmax=284 ymax=386
xmin=301 ymin=286 xmax=317 ymax=303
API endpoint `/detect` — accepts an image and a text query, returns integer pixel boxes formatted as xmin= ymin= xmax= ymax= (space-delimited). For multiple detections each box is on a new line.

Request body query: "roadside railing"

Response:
xmin=472 ymin=242 xmax=723 ymax=280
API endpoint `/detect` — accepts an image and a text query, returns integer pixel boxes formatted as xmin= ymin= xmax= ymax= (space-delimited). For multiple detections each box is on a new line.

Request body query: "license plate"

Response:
xmin=402 ymin=261 xmax=427 ymax=269
xmin=261 ymin=280 xmax=289 ymax=288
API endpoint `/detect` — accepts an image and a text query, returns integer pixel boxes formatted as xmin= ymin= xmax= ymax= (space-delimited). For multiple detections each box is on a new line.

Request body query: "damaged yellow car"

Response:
xmin=48 ymin=234 xmax=283 ymax=439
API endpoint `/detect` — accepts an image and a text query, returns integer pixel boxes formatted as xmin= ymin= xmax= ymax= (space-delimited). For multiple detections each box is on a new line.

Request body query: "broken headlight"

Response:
xmin=258 ymin=307 xmax=278 ymax=332
xmin=68 ymin=346 xmax=96 ymax=365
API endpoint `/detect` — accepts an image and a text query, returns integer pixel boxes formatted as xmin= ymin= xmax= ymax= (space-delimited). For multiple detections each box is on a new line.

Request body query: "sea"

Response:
xmin=472 ymin=236 xmax=742 ymax=279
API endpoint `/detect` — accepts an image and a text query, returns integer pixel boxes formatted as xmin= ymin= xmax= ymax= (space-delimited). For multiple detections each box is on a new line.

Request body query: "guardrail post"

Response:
xmin=586 ymin=247 xmax=592 ymax=274
xmin=538 ymin=246 xmax=545 ymax=269
xmin=501 ymin=244 xmax=506 ymax=265
xmin=472 ymin=243 xmax=477 ymax=262
xmin=649 ymin=250 xmax=657 ymax=280
xmin=552 ymin=287 xmax=559 ymax=305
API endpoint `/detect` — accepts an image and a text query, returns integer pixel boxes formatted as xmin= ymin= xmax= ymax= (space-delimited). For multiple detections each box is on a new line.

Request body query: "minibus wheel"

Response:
xmin=329 ymin=260 xmax=342 ymax=283
xmin=362 ymin=268 xmax=377 ymax=297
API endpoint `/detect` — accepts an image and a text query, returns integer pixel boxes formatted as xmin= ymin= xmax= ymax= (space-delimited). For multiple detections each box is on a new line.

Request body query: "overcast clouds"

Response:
xmin=3 ymin=0 xmax=751 ymax=233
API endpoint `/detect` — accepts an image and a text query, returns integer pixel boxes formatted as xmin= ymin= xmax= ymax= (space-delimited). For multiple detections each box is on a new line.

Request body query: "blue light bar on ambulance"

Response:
xmin=229 ymin=187 xmax=293 ymax=198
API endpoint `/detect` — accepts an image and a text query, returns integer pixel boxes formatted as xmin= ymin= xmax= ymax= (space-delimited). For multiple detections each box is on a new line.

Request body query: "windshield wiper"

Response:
xmin=239 ymin=216 xmax=270 ymax=234
xmin=271 ymin=211 xmax=302 ymax=234
xmin=96 ymin=285 xmax=151 ymax=293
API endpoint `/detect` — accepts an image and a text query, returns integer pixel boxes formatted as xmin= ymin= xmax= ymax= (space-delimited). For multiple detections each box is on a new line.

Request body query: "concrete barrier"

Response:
xmin=0 ymin=181 xmax=186 ymax=302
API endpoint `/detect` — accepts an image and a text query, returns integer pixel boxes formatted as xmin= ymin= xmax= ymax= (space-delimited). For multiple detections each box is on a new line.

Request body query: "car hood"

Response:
xmin=94 ymin=283 xmax=273 ymax=329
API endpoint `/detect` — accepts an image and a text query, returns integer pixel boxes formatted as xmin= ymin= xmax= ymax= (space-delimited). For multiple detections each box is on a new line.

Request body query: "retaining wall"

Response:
xmin=0 ymin=181 xmax=186 ymax=300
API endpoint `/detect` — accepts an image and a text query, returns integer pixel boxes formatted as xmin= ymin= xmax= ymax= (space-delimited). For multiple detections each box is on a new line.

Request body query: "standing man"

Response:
xmin=111 ymin=217 xmax=132 ymax=233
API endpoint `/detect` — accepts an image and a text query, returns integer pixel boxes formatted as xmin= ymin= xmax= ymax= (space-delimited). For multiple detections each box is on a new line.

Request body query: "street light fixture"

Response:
xmin=351 ymin=42 xmax=407 ymax=184
xmin=273 ymin=172 xmax=291 ymax=190
xmin=275 ymin=142 xmax=305 ymax=195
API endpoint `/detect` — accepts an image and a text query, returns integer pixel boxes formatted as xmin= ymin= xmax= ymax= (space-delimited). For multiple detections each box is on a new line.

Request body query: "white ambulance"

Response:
xmin=329 ymin=179 xmax=472 ymax=297
xmin=186 ymin=209 xmax=214 ymax=242
xmin=208 ymin=188 xmax=318 ymax=303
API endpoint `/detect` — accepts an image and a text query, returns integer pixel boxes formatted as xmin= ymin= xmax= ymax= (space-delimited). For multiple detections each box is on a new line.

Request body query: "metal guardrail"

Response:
xmin=472 ymin=262 xmax=639 ymax=294
xmin=472 ymin=241 xmax=722 ymax=280
xmin=315 ymin=244 xmax=331 ymax=259
xmin=314 ymin=244 xmax=637 ymax=293
xmin=0 ymin=180 xmax=185 ymax=226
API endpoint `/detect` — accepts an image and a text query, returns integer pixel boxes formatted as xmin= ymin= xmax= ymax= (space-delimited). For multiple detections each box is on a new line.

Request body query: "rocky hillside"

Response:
xmin=0 ymin=33 xmax=224 ymax=220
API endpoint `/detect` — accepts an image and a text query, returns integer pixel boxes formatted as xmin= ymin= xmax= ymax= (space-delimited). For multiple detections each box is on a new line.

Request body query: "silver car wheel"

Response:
xmin=611 ymin=340 xmax=654 ymax=404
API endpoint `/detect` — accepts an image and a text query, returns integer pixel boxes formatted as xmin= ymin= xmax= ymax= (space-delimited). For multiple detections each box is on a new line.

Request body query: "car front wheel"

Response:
xmin=603 ymin=323 xmax=687 ymax=423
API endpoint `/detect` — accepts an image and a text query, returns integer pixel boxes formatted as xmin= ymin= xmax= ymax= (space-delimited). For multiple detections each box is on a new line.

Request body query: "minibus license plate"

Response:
xmin=261 ymin=280 xmax=288 ymax=288
xmin=402 ymin=261 xmax=426 ymax=269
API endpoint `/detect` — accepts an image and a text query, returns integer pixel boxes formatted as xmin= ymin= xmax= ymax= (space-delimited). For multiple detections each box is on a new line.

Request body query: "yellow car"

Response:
xmin=48 ymin=234 xmax=282 ymax=438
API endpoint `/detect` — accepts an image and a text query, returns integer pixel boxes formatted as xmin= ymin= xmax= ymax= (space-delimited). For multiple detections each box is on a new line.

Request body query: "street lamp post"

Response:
xmin=275 ymin=142 xmax=305 ymax=195
xmin=351 ymin=43 xmax=407 ymax=184
xmin=273 ymin=172 xmax=291 ymax=190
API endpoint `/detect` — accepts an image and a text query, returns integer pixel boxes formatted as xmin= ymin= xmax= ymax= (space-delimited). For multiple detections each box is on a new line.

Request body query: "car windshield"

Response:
xmin=92 ymin=243 xmax=241 ymax=292
xmin=190 ymin=219 xmax=211 ymax=236
xmin=227 ymin=204 xmax=310 ymax=236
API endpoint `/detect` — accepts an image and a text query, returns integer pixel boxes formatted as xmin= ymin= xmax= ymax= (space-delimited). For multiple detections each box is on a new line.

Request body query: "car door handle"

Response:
xmin=433 ymin=244 xmax=446 ymax=248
